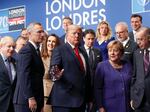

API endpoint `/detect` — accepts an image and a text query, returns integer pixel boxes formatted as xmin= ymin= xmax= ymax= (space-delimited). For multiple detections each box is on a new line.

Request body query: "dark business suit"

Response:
xmin=47 ymin=43 xmax=92 ymax=112
xmin=59 ymin=34 xmax=66 ymax=45
xmin=129 ymin=31 xmax=135 ymax=42
xmin=81 ymin=46 xmax=102 ymax=85
xmin=131 ymin=48 xmax=150 ymax=111
xmin=81 ymin=46 xmax=102 ymax=112
xmin=122 ymin=39 xmax=138 ymax=64
xmin=13 ymin=41 xmax=45 ymax=112
xmin=0 ymin=54 xmax=16 ymax=112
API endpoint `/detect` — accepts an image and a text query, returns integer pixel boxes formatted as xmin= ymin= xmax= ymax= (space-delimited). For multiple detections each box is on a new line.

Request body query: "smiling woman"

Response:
xmin=40 ymin=33 xmax=60 ymax=112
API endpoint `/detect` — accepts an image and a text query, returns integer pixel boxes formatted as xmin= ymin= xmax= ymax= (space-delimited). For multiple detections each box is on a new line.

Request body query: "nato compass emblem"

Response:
xmin=132 ymin=0 xmax=150 ymax=13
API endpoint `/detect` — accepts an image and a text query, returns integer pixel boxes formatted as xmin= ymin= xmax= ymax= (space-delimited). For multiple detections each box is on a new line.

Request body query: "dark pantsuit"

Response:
xmin=52 ymin=104 xmax=86 ymax=112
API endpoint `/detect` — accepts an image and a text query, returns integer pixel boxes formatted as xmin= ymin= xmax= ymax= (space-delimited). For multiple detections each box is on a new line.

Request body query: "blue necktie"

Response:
xmin=6 ymin=58 xmax=13 ymax=82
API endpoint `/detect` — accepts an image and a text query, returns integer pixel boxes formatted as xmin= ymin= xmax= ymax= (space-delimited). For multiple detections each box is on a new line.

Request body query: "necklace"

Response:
xmin=109 ymin=60 xmax=123 ymax=69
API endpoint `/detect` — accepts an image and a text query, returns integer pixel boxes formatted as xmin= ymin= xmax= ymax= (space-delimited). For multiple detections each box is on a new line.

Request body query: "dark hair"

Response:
xmin=83 ymin=29 xmax=95 ymax=38
xmin=130 ymin=14 xmax=142 ymax=23
xmin=41 ymin=33 xmax=60 ymax=59
xmin=21 ymin=28 xmax=27 ymax=32
xmin=49 ymin=33 xmax=60 ymax=46
xmin=15 ymin=35 xmax=27 ymax=42
xmin=63 ymin=17 xmax=73 ymax=24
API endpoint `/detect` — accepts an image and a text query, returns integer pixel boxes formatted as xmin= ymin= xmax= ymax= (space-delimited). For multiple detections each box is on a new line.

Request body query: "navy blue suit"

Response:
xmin=13 ymin=42 xmax=45 ymax=112
xmin=59 ymin=34 xmax=66 ymax=45
xmin=0 ymin=54 xmax=16 ymax=112
xmin=47 ymin=43 xmax=92 ymax=112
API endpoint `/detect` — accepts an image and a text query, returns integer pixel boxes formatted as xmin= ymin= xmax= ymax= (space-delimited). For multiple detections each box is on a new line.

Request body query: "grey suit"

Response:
xmin=129 ymin=31 xmax=135 ymax=42
xmin=131 ymin=49 xmax=150 ymax=110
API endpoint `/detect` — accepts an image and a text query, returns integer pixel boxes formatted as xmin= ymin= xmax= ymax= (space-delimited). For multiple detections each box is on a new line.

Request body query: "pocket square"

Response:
xmin=124 ymin=52 xmax=131 ymax=54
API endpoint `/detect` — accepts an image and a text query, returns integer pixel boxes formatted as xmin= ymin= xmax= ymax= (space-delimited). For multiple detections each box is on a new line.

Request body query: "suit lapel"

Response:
xmin=28 ymin=42 xmax=44 ymax=66
xmin=65 ymin=43 xmax=83 ymax=70
xmin=0 ymin=55 xmax=12 ymax=83
xmin=137 ymin=49 xmax=147 ymax=76
xmin=124 ymin=40 xmax=130 ymax=49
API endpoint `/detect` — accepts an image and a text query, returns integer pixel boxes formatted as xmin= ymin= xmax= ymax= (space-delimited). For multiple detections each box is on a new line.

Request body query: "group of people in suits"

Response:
xmin=0 ymin=13 xmax=150 ymax=112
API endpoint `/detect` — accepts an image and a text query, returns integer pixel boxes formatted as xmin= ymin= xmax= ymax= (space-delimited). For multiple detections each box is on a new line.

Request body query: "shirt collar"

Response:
xmin=84 ymin=45 xmax=92 ymax=50
xmin=133 ymin=30 xmax=136 ymax=35
xmin=0 ymin=53 xmax=9 ymax=62
xmin=67 ymin=41 xmax=76 ymax=49
xmin=121 ymin=37 xmax=129 ymax=47
xmin=29 ymin=40 xmax=39 ymax=49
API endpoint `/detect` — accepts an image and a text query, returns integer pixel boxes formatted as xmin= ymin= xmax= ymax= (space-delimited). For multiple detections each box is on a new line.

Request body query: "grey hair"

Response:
xmin=115 ymin=22 xmax=128 ymax=31
xmin=0 ymin=36 xmax=14 ymax=45
xmin=27 ymin=22 xmax=42 ymax=33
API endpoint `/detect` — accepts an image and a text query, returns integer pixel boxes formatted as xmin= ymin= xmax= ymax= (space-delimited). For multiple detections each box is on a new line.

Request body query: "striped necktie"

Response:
xmin=144 ymin=49 xmax=149 ymax=72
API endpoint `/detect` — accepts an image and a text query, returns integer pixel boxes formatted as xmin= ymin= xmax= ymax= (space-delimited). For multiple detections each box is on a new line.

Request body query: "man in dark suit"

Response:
xmin=13 ymin=22 xmax=45 ymax=112
xmin=131 ymin=27 xmax=150 ymax=112
xmin=60 ymin=17 xmax=73 ymax=44
xmin=82 ymin=29 xmax=102 ymax=112
xmin=13 ymin=36 xmax=27 ymax=61
xmin=47 ymin=24 xmax=92 ymax=112
xmin=82 ymin=29 xmax=102 ymax=85
xmin=115 ymin=22 xmax=137 ymax=64
xmin=129 ymin=14 xmax=143 ymax=42
xmin=0 ymin=36 xmax=16 ymax=112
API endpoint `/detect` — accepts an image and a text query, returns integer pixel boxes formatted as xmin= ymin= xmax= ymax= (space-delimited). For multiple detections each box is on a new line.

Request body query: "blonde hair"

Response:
xmin=0 ymin=36 xmax=14 ymax=46
xmin=96 ymin=21 xmax=112 ymax=40
xmin=107 ymin=40 xmax=124 ymax=55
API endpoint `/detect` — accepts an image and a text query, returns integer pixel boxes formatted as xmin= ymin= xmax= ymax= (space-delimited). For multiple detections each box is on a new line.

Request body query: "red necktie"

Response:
xmin=74 ymin=47 xmax=84 ymax=71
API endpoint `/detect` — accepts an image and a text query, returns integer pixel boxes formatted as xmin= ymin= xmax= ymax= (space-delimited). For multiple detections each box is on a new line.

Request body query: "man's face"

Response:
xmin=29 ymin=24 xmax=45 ymax=45
xmin=62 ymin=19 xmax=72 ymax=32
xmin=136 ymin=32 xmax=149 ymax=49
xmin=84 ymin=33 xmax=95 ymax=48
xmin=67 ymin=27 xmax=82 ymax=46
xmin=115 ymin=25 xmax=128 ymax=42
xmin=131 ymin=17 xmax=142 ymax=31
xmin=0 ymin=40 xmax=15 ymax=57
xmin=16 ymin=39 xmax=27 ymax=52
xmin=21 ymin=30 xmax=28 ymax=39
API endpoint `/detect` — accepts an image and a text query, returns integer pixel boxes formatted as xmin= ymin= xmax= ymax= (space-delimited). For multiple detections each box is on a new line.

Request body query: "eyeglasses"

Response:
xmin=115 ymin=31 xmax=127 ymax=35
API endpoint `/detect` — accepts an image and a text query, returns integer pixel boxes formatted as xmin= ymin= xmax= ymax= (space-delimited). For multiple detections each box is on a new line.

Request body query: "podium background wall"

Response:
xmin=0 ymin=0 xmax=150 ymax=38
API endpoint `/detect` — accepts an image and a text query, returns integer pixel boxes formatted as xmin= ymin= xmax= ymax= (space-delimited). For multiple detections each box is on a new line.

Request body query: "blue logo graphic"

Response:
xmin=132 ymin=0 xmax=150 ymax=13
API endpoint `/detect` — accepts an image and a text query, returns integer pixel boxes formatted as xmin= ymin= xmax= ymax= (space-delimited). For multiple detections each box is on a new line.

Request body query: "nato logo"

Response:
xmin=132 ymin=0 xmax=150 ymax=13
